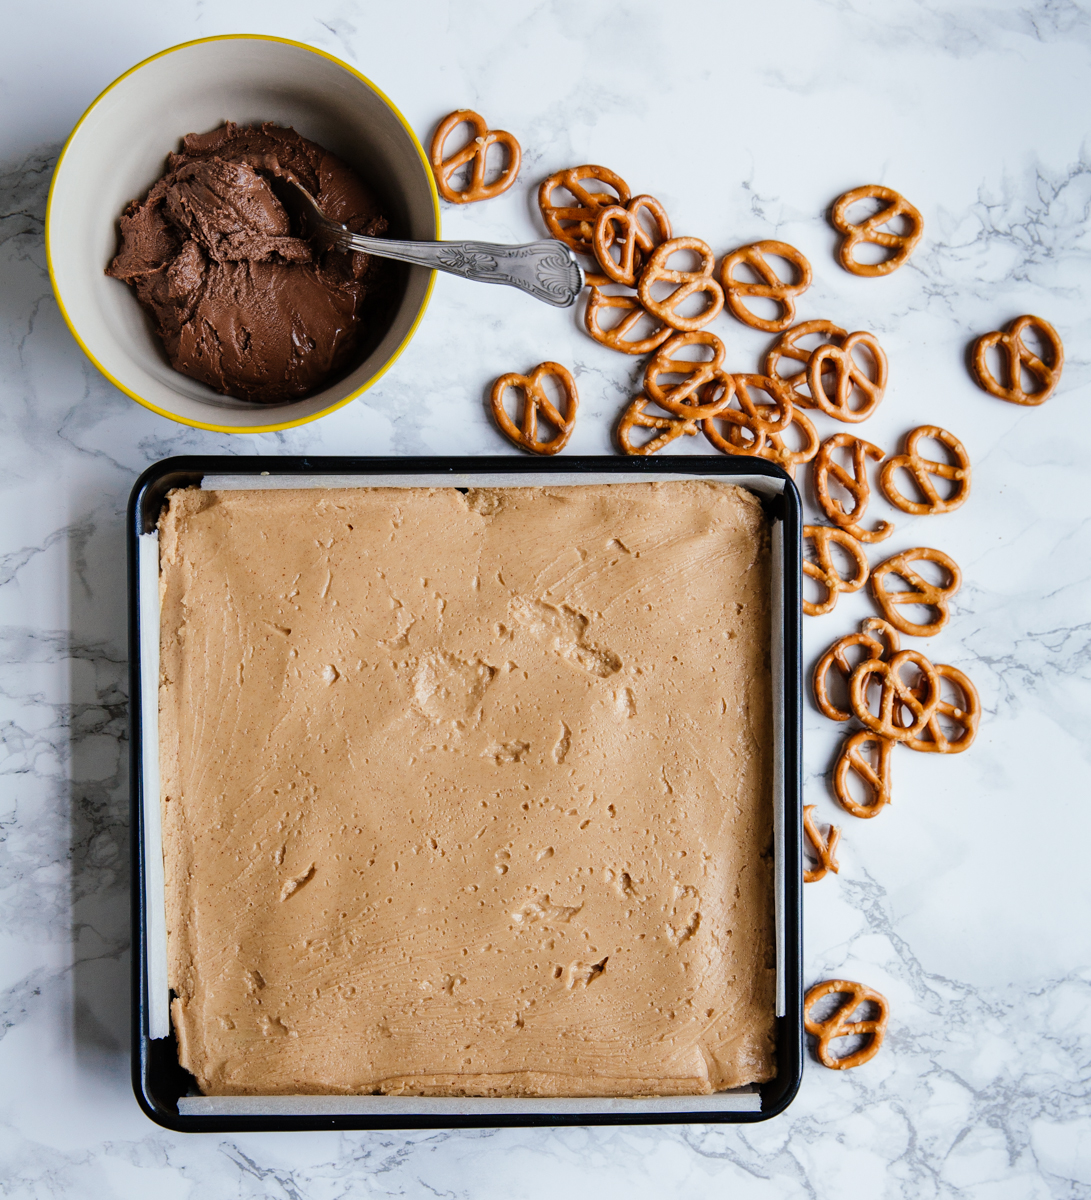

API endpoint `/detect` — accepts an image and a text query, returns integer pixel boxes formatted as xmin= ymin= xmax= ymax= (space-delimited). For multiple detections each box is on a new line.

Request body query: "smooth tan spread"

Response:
xmin=158 ymin=481 xmax=776 ymax=1097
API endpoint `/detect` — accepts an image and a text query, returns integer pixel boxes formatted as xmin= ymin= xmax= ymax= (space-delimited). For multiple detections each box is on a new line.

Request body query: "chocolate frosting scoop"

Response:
xmin=107 ymin=122 xmax=390 ymax=404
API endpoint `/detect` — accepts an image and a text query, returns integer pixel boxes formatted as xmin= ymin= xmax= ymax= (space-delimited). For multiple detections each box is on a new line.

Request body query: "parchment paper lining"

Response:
xmin=179 ymin=1090 xmax=760 ymax=1116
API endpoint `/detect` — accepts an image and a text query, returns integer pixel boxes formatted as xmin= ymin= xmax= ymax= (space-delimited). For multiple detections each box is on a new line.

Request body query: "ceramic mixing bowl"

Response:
xmin=47 ymin=34 xmax=440 ymax=433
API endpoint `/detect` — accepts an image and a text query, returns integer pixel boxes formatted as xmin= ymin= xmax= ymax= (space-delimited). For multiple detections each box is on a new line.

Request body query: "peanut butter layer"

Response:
xmin=158 ymin=481 xmax=776 ymax=1097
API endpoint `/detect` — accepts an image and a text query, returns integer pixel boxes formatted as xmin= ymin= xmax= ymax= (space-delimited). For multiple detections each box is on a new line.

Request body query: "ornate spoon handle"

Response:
xmin=338 ymin=233 xmax=585 ymax=308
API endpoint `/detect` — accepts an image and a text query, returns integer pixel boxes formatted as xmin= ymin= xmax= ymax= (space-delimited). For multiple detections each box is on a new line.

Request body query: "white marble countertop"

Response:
xmin=2 ymin=0 xmax=1089 ymax=1195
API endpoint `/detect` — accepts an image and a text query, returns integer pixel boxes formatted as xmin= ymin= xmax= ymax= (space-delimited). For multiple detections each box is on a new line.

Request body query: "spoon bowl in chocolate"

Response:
xmin=271 ymin=176 xmax=584 ymax=308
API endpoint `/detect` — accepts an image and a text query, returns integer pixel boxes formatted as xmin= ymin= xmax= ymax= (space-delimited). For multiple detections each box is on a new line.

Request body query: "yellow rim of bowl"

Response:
xmin=45 ymin=33 xmax=442 ymax=435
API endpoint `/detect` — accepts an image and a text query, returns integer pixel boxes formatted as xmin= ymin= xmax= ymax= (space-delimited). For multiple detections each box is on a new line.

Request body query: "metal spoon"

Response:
xmin=270 ymin=176 xmax=584 ymax=308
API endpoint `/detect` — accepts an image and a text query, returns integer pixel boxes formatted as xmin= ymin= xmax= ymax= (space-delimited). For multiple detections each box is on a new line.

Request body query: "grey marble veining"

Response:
xmin=0 ymin=0 xmax=1089 ymax=1195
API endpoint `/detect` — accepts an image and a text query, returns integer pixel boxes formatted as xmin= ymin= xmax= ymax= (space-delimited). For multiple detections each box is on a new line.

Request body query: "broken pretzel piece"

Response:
xmin=803 ymin=805 xmax=841 ymax=883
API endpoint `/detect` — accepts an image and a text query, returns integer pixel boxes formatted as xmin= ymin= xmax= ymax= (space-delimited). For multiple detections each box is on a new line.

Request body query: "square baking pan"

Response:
xmin=127 ymin=454 xmax=802 ymax=1132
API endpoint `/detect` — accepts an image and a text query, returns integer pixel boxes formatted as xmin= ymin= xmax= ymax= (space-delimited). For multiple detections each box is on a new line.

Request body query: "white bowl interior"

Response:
xmin=48 ymin=37 xmax=438 ymax=430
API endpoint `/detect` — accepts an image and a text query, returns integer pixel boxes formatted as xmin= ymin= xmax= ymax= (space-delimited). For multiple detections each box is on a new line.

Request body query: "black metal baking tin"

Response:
xmin=128 ymin=454 xmax=803 ymax=1133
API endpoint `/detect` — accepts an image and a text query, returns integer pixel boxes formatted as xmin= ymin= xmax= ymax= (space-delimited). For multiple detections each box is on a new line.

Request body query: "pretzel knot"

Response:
xmin=905 ymin=663 xmax=980 ymax=754
xmin=617 ymin=395 xmax=700 ymax=456
xmin=804 ymin=979 xmax=889 ymax=1069
xmin=803 ymin=526 xmax=870 ymax=617
xmin=759 ymin=407 xmax=820 ymax=477
xmin=720 ymin=241 xmax=813 ymax=333
xmin=701 ymin=374 xmax=794 ymax=460
xmin=833 ymin=730 xmax=895 ymax=819
xmin=806 ymin=332 xmax=888 ymax=422
xmin=592 ymin=195 xmax=672 ymax=288
xmin=708 ymin=404 xmax=818 ymax=477
xmin=971 ymin=315 xmax=1064 ymax=406
xmin=538 ymin=166 xmax=630 ymax=260
xmin=637 ymin=237 xmax=724 ymax=332
xmin=584 ymin=288 xmax=672 ymax=356
xmin=764 ymin=320 xmax=848 ymax=409
xmin=849 ymin=650 xmax=940 ymax=741
xmin=831 ymin=184 xmax=923 ymax=277
xmin=430 ymin=110 xmax=521 ymax=205
xmin=490 ymin=362 xmax=578 ymax=456
xmin=644 ymin=331 xmax=734 ymax=419
xmin=880 ymin=426 xmax=971 ymax=515
xmin=814 ymin=433 xmax=892 ymax=543
xmin=870 ymin=546 xmax=962 ymax=637
xmin=803 ymin=806 xmax=841 ymax=883
xmin=813 ymin=618 xmax=901 ymax=724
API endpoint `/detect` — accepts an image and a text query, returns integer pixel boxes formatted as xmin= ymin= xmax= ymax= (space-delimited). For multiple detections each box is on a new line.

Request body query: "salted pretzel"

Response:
xmin=430 ymin=110 xmax=521 ymax=204
xmin=701 ymin=399 xmax=817 ymax=475
xmin=831 ymin=184 xmax=923 ymax=277
xmin=905 ymin=663 xmax=980 ymax=754
xmin=637 ymin=237 xmax=724 ymax=332
xmin=806 ymin=332 xmax=888 ymax=422
xmin=761 ymin=407 xmax=821 ymax=477
xmin=592 ymin=195 xmax=672 ymax=288
xmin=833 ymin=730 xmax=895 ymax=819
xmin=764 ymin=320 xmax=847 ymax=409
xmin=870 ymin=547 xmax=962 ymax=637
xmin=971 ymin=315 xmax=1064 ymax=406
xmin=584 ymin=288 xmax=672 ymax=355
xmin=701 ymin=374 xmax=794 ymax=458
xmin=880 ymin=426 xmax=971 ymax=515
xmin=813 ymin=618 xmax=901 ymax=723
xmin=804 ymin=979 xmax=889 ymax=1068
xmin=643 ymin=331 xmax=734 ymax=419
xmin=490 ymin=362 xmax=578 ymax=455
xmin=803 ymin=806 xmax=841 ymax=883
xmin=617 ymin=395 xmax=700 ymax=456
xmin=719 ymin=240 xmax=813 ymax=333
xmin=813 ymin=433 xmax=892 ymax=543
xmin=803 ymin=525 xmax=870 ymax=617
xmin=848 ymin=649 xmax=940 ymax=741
xmin=538 ymin=165 xmax=630 ymax=259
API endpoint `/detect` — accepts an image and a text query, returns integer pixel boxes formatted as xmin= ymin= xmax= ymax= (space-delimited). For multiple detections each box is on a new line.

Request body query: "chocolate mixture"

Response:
xmin=107 ymin=122 xmax=390 ymax=403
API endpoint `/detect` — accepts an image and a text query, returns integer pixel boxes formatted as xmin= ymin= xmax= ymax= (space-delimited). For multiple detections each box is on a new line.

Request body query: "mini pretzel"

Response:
xmin=813 ymin=433 xmax=893 ymax=543
xmin=813 ymin=619 xmax=901 ymax=723
xmin=905 ymin=663 xmax=980 ymax=754
xmin=971 ymin=315 xmax=1064 ymax=406
xmin=803 ymin=806 xmax=841 ymax=883
xmin=870 ymin=547 xmax=962 ymax=637
xmin=848 ymin=650 xmax=940 ymax=741
xmin=490 ymin=362 xmax=578 ymax=455
xmin=880 ymin=426 xmax=971 ymax=515
xmin=761 ymin=407 xmax=821 ymax=477
xmin=803 ymin=525 xmax=870 ymax=617
xmin=806 ymin=332 xmax=888 ymax=422
xmin=430 ymin=110 xmax=521 ymax=204
xmin=617 ymin=395 xmax=700 ymax=456
xmin=804 ymin=979 xmax=889 ymax=1068
xmin=833 ymin=730 xmax=895 ymax=818
xmin=592 ymin=195 xmax=672 ymax=288
xmin=584 ymin=288 xmax=672 ymax=355
xmin=538 ymin=165 xmax=630 ymax=256
xmin=701 ymin=374 xmax=793 ymax=458
xmin=698 ymin=396 xmax=816 ymax=476
xmin=637 ymin=237 xmax=724 ymax=332
xmin=719 ymin=241 xmax=812 ymax=333
xmin=729 ymin=406 xmax=820 ymax=477
xmin=644 ymin=331 xmax=734 ymax=419
xmin=764 ymin=320 xmax=847 ymax=409
xmin=831 ymin=184 xmax=923 ymax=277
